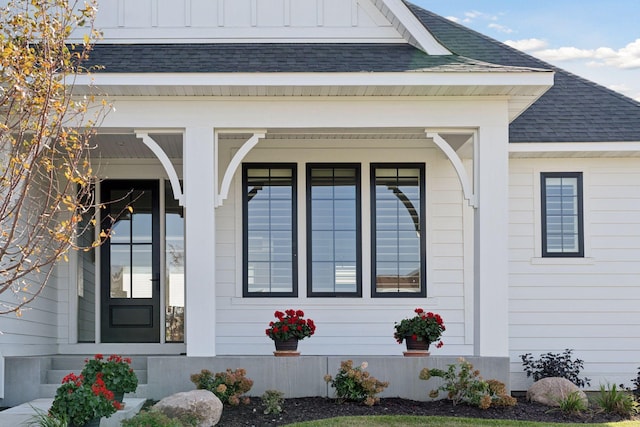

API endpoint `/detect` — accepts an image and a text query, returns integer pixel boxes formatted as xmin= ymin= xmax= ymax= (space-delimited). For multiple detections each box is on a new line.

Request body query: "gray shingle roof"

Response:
xmin=405 ymin=1 xmax=640 ymax=143
xmin=86 ymin=43 xmax=539 ymax=74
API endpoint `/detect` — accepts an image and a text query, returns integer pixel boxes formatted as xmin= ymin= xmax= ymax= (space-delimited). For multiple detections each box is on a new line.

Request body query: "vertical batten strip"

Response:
xmin=317 ymin=0 xmax=324 ymax=26
xmin=352 ymin=0 xmax=358 ymax=26
xmin=151 ymin=0 xmax=158 ymax=27
xmin=218 ymin=0 xmax=224 ymax=27
xmin=185 ymin=0 xmax=191 ymax=27
xmin=117 ymin=0 xmax=125 ymax=26
xmin=284 ymin=0 xmax=290 ymax=26
xmin=251 ymin=0 xmax=257 ymax=26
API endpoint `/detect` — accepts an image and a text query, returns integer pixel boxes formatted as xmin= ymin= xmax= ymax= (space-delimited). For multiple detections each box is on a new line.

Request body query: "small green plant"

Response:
xmin=121 ymin=409 xmax=185 ymax=427
xmin=556 ymin=391 xmax=588 ymax=414
xmin=324 ymin=360 xmax=389 ymax=406
xmin=190 ymin=368 xmax=253 ymax=405
xmin=520 ymin=349 xmax=590 ymax=388
xmin=262 ymin=389 xmax=285 ymax=415
xmin=25 ymin=407 xmax=67 ymax=427
xmin=420 ymin=357 xmax=516 ymax=409
xmin=594 ymin=383 xmax=639 ymax=416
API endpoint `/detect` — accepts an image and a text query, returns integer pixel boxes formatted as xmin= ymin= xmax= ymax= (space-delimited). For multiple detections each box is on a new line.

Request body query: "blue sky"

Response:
xmin=410 ymin=1 xmax=640 ymax=101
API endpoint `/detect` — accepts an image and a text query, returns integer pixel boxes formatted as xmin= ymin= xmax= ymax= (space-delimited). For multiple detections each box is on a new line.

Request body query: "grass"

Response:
xmin=283 ymin=415 xmax=640 ymax=427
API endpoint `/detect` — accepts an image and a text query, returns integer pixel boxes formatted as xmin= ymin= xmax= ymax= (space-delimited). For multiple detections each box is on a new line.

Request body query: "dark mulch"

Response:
xmin=218 ymin=396 xmax=637 ymax=426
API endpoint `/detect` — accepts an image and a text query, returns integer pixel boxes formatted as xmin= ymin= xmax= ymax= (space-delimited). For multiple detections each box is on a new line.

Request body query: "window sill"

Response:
xmin=530 ymin=257 xmax=594 ymax=265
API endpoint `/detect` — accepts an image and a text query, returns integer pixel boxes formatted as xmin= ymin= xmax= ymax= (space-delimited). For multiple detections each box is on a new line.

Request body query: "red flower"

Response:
xmin=95 ymin=354 xmax=104 ymax=360
xmin=113 ymin=401 xmax=122 ymax=410
xmin=296 ymin=310 xmax=304 ymax=317
xmin=411 ymin=334 xmax=418 ymax=340
xmin=414 ymin=308 xmax=424 ymax=314
xmin=282 ymin=325 xmax=289 ymax=332
xmin=436 ymin=341 xmax=444 ymax=348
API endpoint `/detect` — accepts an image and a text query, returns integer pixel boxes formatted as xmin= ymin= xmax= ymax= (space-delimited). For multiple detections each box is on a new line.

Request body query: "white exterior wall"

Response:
xmin=509 ymin=157 xmax=640 ymax=390
xmin=214 ymin=138 xmax=474 ymax=356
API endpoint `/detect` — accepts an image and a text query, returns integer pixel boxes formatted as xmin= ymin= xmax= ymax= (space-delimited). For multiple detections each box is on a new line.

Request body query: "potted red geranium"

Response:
xmin=265 ymin=309 xmax=316 ymax=355
xmin=394 ymin=308 xmax=445 ymax=354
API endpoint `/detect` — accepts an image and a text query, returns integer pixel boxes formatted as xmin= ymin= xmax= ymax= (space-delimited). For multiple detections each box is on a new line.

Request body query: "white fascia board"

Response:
xmin=510 ymin=141 xmax=640 ymax=153
xmin=381 ymin=0 xmax=451 ymax=55
xmin=75 ymin=71 xmax=553 ymax=90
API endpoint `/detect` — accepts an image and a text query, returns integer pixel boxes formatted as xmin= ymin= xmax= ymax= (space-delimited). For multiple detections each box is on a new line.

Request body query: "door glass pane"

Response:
xmin=110 ymin=245 xmax=130 ymax=298
xmin=165 ymin=182 xmax=184 ymax=342
xmin=131 ymin=245 xmax=153 ymax=298
xmin=132 ymin=191 xmax=153 ymax=243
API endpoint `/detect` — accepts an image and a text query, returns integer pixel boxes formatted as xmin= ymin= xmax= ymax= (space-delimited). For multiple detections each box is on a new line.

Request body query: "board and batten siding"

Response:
xmin=509 ymin=157 xmax=640 ymax=391
xmin=214 ymin=138 xmax=473 ymax=356
xmin=85 ymin=0 xmax=402 ymax=43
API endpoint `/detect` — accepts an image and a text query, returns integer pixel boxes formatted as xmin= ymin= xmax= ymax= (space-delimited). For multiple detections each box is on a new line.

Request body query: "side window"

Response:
xmin=371 ymin=164 xmax=426 ymax=297
xmin=306 ymin=164 xmax=361 ymax=297
xmin=541 ymin=172 xmax=584 ymax=257
xmin=243 ymin=164 xmax=297 ymax=296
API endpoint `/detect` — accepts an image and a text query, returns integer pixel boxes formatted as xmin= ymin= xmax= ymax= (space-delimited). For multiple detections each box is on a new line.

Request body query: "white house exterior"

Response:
xmin=1 ymin=0 xmax=639 ymax=405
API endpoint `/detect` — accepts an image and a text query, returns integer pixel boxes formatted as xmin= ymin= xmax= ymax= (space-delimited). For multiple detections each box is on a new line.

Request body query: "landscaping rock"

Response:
xmin=526 ymin=377 xmax=588 ymax=407
xmin=154 ymin=389 xmax=223 ymax=426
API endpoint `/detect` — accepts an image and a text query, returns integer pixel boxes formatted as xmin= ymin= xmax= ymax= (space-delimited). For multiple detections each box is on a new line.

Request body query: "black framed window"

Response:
xmin=371 ymin=164 xmax=426 ymax=297
xmin=541 ymin=172 xmax=584 ymax=257
xmin=243 ymin=164 xmax=297 ymax=296
xmin=307 ymin=164 xmax=361 ymax=297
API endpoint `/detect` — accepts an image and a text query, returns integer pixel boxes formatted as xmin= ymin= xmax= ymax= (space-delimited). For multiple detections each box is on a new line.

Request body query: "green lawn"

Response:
xmin=284 ymin=415 xmax=640 ymax=427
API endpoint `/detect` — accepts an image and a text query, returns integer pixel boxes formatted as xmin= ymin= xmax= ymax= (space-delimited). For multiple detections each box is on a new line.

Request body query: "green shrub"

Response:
xmin=420 ymin=357 xmax=516 ymax=409
xmin=324 ymin=360 xmax=389 ymax=406
xmin=556 ymin=391 xmax=588 ymax=414
xmin=594 ymin=383 xmax=639 ymax=416
xmin=190 ymin=368 xmax=253 ymax=405
xmin=262 ymin=389 xmax=285 ymax=415
xmin=121 ymin=409 xmax=185 ymax=427
xmin=520 ymin=349 xmax=590 ymax=388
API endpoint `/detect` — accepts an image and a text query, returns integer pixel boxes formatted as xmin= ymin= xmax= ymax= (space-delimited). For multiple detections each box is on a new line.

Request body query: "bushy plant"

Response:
xmin=594 ymin=383 xmax=639 ymax=416
xmin=556 ymin=391 xmax=588 ymax=414
xmin=82 ymin=354 xmax=139 ymax=394
xmin=262 ymin=389 xmax=285 ymax=415
xmin=190 ymin=368 xmax=253 ymax=405
xmin=393 ymin=308 xmax=445 ymax=348
xmin=324 ymin=360 xmax=389 ymax=406
xmin=265 ymin=309 xmax=316 ymax=341
xmin=121 ymin=409 xmax=186 ymax=427
xmin=520 ymin=349 xmax=591 ymax=388
xmin=49 ymin=372 xmax=120 ymax=426
xmin=420 ymin=357 xmax=516 ymax=409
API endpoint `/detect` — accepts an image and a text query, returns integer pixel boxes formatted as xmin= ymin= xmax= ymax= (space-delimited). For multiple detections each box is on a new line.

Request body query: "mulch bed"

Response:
xmin=218 ymin=396 xmax=636 ymax=426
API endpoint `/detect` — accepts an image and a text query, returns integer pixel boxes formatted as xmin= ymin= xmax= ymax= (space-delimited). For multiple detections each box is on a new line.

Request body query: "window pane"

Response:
xmin=308 ymin=165 xmax=360 ymax=295
xmin=244 ymin=165 xmax=296 ymax=295
xmin=542 ymin=174 xmax=582 ymax=257
xmin=373 ymin=165 xmax=424 ymax=295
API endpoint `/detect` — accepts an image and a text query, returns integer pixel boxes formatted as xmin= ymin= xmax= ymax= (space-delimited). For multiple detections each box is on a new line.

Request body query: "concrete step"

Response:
xmin=39 ymin=383 xmax=150 ymax=399
xmin=46 ymin=369 xmax=148 ymax=385
xmin=51 ymin=355 xmax=147 ymax=371
xmin=0 ymin=397 xmax=145 ymax=427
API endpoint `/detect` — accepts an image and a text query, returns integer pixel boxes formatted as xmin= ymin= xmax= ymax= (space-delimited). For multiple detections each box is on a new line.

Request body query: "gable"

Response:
xmin=88 ymin=0 xmax=447 ymax=54
xmin=405 ymin=2 xmax=640 ymax=143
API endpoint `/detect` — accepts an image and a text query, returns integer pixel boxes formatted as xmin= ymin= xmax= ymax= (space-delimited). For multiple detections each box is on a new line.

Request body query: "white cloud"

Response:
xmin=506 ymin=38 xmax=640 ymax=70
xmin=445 ymin=16 xmax=460 ymax=23
xmin=488 ymin=23 xmax=513 ymax=34
xmin=504 ymin=38 xmax=548 ymax=51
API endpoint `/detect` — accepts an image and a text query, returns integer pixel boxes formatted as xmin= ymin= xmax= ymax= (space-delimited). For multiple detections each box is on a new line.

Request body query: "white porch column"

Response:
xmin=473 ymin=124 xmax=509 ymax=357
xmin=184 ymin=126 xmax=217 ymax=356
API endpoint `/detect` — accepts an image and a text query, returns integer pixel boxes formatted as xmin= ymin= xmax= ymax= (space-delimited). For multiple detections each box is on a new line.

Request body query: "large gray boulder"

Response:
xmin=154 ymin=389 xmax=223 ymax=427
xmin=526 ymin=377 xmax=588 ymax=407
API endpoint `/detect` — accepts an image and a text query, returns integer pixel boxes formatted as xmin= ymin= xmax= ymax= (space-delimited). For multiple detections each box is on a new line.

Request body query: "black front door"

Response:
xmin=100 ymin=180 xmax=160 ymax=343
